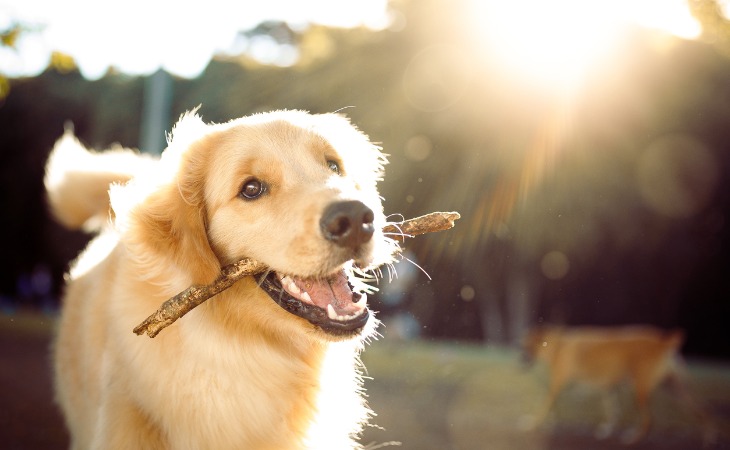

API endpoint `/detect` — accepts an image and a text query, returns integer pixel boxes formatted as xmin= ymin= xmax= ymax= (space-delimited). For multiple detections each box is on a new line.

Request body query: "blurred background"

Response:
xmin=1 ymin=0 xmax=729 ymax=448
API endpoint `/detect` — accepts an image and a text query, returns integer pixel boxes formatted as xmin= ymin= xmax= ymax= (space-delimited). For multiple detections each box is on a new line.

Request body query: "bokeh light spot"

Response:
xmin=404 ymin=134 xmax=433 ymax=162
xmin=637 ymin=134 xmax=719 ymax=218
xmin=541 ymin=251 xmax=570 ymax=280
xmin=460 ymin=285 xmax=476 ymax=301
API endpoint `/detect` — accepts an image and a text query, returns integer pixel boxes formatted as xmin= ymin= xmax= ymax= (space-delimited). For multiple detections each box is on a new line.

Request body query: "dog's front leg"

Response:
xmin=620 ymin=386 xmax=652 ymax=445
xmin=594 ymin=389 xmax=619 ymax=439
xmin=91 ymin=392 xmax=165 ymax=450
xmin=525 ymin=369 xmax=567 ymax=430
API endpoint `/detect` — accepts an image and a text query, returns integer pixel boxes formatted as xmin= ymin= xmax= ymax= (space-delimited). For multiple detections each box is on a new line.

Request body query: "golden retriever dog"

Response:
xmin=522 ymin=325 xmax=715 ymax=444
xmin=44 ymin=110 xmax=399 ymax=450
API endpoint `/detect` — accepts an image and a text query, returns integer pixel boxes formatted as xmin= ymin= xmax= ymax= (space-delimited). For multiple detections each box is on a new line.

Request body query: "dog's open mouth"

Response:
xmin=258 ymin=269 xmax=369 ymax=336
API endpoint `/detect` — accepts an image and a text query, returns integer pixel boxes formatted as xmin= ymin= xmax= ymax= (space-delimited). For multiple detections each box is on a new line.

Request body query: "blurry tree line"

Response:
xmin=1 ymin=0 xmax=729 ymax=358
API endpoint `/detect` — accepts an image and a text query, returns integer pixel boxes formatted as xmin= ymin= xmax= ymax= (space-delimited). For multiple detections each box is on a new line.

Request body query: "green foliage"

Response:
xmin=0 ymin=76 xmax=8 ymax=100
xmin=1 ymin=24 xmax=22 ymax=48
xmin=0 ymin=23 xmax=41 ymax=100
xmin=0 ymin=25 xmax=21 ymax=100
xmin=49 ymin=51 xmax=77 ymax=74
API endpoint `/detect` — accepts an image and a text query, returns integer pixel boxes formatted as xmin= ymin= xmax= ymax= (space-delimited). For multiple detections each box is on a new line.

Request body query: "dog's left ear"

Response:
xmin=125 ymin=179 xmax=221 ymax=286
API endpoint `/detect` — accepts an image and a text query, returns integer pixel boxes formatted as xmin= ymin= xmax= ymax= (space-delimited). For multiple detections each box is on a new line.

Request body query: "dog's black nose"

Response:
xmin=320 ymin=201 xmax=375 ymax=249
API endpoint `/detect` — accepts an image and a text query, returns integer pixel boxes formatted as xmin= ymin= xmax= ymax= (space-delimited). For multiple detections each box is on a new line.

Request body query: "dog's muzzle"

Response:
xmin=257 ymin=200 xmax=377 ymax=337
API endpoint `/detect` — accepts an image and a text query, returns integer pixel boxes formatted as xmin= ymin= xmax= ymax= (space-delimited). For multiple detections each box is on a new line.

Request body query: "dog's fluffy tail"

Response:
xmin=44 ymin=130 xmax=155 ymax=231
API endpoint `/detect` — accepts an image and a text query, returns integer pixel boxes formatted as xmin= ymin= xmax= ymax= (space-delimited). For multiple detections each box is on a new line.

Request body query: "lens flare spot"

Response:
xmin=404 ymin=134 xmax=433 ymax=162
xmin=637 ymin=134 xmax=719 ymax=218
xmin=460 ymin=285 xmax=476 ymax=301
xmin=541 ymin=251 xmax=570 ymax=280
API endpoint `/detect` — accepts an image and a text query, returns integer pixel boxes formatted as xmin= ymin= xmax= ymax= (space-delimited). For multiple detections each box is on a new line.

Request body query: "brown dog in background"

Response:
xmin=523 ymin=325 xmax=715 ymax=444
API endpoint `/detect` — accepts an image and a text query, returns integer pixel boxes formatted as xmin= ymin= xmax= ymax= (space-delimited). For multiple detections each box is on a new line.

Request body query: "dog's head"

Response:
xmin=520 ymin=326 xmax=558 ymax=366
xmin=113 ymin=110 xmax=398 ymax=340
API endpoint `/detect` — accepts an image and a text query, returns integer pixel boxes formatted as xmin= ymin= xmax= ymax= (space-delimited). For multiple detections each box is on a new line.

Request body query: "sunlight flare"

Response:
xmin=467 ymin=0 xmax=702 ymax=90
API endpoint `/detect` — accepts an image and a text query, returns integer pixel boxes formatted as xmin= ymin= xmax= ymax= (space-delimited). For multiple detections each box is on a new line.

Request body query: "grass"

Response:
xmin=3 ymin=311 xmax=728 ymax=449
xmin=360 ymin=338 xmax=730 ymax=450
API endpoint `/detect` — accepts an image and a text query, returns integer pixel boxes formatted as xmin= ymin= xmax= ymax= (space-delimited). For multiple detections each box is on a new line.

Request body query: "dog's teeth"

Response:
xmin=327 ymin=304 xmax=338 ymax=320
xmin=327 ymin=304 xmax=366 ymax=322
xmin=282 ymin=277 xmax=301 ymax=295
xmin=301 ymin=291 xmax=313 ymax=303
xmin=327 ymin=304 xmax=356 ymax=321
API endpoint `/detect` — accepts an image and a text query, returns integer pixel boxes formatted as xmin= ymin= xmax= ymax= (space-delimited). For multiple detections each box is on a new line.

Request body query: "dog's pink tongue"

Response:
xmin=278 ymin=271 xmax=364 ymax=316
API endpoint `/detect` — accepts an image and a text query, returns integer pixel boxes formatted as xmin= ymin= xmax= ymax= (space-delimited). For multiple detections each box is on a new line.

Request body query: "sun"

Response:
xmin=466 ymin=0 xmax=702 ymax=92
xmin=450 ymin=0 xmax=708 ymax=250
xmin=468 ymin=0 xmax=624 ymax=89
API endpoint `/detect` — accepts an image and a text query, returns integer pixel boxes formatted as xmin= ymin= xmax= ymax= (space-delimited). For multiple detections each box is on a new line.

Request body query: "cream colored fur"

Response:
xmin=45 ymin=110 xmax=397 ymax=450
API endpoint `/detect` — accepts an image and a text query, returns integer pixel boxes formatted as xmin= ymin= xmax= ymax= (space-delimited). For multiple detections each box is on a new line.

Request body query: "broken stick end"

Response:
xmin=133 ymin=320 xmax=167 ymax=338
xmin=133 ymin=324 xmax=153 ymax=338
xmin=445 ymin=211 xmax=460 ymax=226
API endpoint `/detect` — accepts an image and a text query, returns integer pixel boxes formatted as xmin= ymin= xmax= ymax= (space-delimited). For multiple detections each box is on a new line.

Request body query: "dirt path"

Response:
xmin=0 ymin=315 xmax=68 ymax=449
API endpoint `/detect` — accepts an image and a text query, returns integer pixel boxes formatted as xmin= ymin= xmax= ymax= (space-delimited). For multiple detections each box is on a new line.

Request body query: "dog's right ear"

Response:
xmin=112 ymin=111 xmax=221 ymax=286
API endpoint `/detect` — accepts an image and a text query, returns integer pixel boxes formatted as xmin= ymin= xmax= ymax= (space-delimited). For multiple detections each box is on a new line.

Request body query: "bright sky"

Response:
xmin=468 ymin=0 xmax=720 ymax=90
xmin=0 ymin=0 xmax=390 ymax=79
xmin=0 ymin=0 xmax=727 ymax=82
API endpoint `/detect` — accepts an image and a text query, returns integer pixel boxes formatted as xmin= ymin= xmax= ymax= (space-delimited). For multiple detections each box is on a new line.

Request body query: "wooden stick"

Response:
xmin=134 ymin=211 xmax=460 ymax=337
xmin=382 ymin=211 xmax=460 ymax=239
xmin=133 ymin=259 xmax=267 ymax=338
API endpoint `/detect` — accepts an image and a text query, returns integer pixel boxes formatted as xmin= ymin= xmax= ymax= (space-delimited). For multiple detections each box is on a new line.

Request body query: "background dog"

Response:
xmin=522 ymin=325 xmax=716 ymax=444
xmin=45 ymin=110 xmax=398 ymax=449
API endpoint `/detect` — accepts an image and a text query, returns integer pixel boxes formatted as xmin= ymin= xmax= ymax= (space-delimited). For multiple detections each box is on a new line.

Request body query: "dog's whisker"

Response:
xmin=364 ymin=441 xmax=403 ymax=449
xmin=383 ymin=232 xmax=412 ymax=241
xmin=373 ymin=267 xmax=383 ymax=284
xmin=382 ymin=263 xmax=392 ymax=283
xmin=255 ymin=269 xmax=273 ymax=289
xmin=401 ymin=255 xmax=431 ymax=281
xmin=385 ymin=213 xmax=405 ymax=223
xmin=386 ymin=262 xmax=398 ymax=283
xmin=383 ymin=220 xmax=412 ymax=241
xmin=331 ymin=105 xmax=356 ymax=114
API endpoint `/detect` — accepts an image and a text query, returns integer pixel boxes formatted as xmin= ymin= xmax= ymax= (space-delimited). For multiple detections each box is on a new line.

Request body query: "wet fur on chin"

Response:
xmin=46 ymin=110 xmax=397 ymax=449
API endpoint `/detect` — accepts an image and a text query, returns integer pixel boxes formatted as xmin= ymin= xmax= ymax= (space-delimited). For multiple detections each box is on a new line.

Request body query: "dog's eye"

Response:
xmin=327 ymin=160 xmax=341 ymax=175
xmin=240 ymin=178 xmax=266 ymax=200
